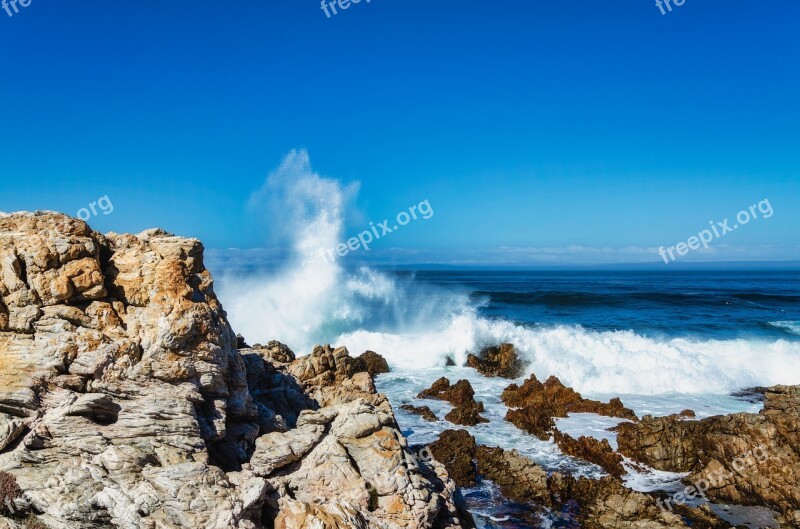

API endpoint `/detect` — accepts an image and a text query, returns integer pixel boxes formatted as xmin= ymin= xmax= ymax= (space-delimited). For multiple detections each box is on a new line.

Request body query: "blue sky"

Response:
xmin=1 ymin=0 xmax=798 ymax=265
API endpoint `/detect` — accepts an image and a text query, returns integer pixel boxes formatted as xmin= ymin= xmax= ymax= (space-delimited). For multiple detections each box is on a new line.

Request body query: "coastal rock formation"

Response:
xmin=465 ymin=343 xmax=526 ymax=379
xmin=553 ymin=429 xmax=626 ymax=478
xmin=400 ymin=404 xmax=438 ymax=422
xmin=503 ymin=374 xmax=638 ymax=420
xmin=502 ymin=374 xmax=637 ymax=439
xmin=417 ymin=378 xmax=488 ymax=426
xmin=505 ymin=405 xmax=556 ymax=440
xmin=353 ymin=350 xmax=390 ymax=377
xmin=251 ymin=340 xmax=295 ymax=364
xmin=429 ymin=430 xmax=689 ymax=529
xmin=0 ymin=212 xmax=469 ymax=529
xmin=548 ymin=475 xmax=689 ymax=529
xmin=428 ymin=430 xmax=477 ymax=487
xmin=616 ymin=386 xmax=800 ymax=521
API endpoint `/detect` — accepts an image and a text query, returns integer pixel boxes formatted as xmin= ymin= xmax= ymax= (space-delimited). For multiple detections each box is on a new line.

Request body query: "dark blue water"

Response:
xmin=393 ymin=270 xmax=800 ymax=341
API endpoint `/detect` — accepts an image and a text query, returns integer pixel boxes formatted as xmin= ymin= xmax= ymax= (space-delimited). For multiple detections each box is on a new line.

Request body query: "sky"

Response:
xmin=1 ymin=0 xmax=798 ymax=266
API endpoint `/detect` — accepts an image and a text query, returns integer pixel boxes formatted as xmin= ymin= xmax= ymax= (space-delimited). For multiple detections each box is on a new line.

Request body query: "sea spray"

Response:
xmin=217 ymin=150 xmax=800 ymax=396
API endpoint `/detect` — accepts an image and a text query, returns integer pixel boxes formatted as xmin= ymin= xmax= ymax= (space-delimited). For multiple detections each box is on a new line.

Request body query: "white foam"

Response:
xmin=337 ymin=320 xmax=800 ymax=395
xmin=218 ymin=150 xmax=800 ymax=397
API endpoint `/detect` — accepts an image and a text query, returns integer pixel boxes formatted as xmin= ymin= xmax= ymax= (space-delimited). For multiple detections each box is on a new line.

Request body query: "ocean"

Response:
xmin=215 ymin=262 xmax=800 ymax=527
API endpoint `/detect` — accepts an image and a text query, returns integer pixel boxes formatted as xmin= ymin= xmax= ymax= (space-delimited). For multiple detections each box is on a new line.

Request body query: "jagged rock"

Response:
xmin=264 ymin=397 xmax=468 ymax=528
xmin=428 ymin=430 xmax=687 ymax=529
xmin=502 ymin=374 xmax=638 ymax=420
xmin=400 ymin=404 xmax=438 ymax=422
xmin=417 ymin=378 xmax=488 ymax=426
xmin=549 ymin=474 xmax=688 ymax=529
xmin=671 ymin=504 xmax=731 ymax=529
xmin=0 ymin=213 xmax=470 ymax=529
xmin=465 ymin=343 xmax=526 ymax=379
xmin=616 ymin=385 xmax=800 ymax=518
xmin=286 ymin=345 xmax=380 ymax=407
xmin=505 ymin=405 xmax=556 ymax=440
xmin=502 ymin=374 xmax=636 ymax=439
xmin=553 ymin=429 xmax=625 ymax=478
xmin=429 ymin=430 xmax=477 ymax=487
xmin=353 ymin=350 xmax=390 ymax=377
xmin=252 ymin=341 xmax=295 ymax=364
xmin=476 ymin=445 xmax=552 ymax=507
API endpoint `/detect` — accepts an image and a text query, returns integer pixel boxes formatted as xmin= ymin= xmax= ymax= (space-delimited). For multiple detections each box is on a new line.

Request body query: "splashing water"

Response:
xmin=217 ymin=151 xmax=800 ymax=396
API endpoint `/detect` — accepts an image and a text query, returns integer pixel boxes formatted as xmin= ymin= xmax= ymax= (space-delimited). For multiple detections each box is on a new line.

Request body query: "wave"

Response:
xmin=217 ymin=150 xmax=800 ymax=398
xmin=474 ymin=290 xmax=800 ymax=309
xmin=769 ymin=321 xmax=800 ymax=336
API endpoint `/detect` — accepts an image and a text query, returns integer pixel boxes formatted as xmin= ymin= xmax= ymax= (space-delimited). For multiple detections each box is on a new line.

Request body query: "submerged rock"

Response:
xmin=465 ymin=343 xmax=526 ymax=379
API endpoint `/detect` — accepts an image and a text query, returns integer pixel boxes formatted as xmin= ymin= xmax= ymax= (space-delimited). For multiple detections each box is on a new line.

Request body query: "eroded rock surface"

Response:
xmin=502 ymin=374 xmax=636 ymax=439
xmin=616 ymin=386 xmax=800 ymax=521
xmin=553 ymin=429 xmax=625 ymax=478
xmin=400 ymin=404 xmax=438 ymax=422
xmin=465 ymin=343 xmax=526 ymax=379
xmin=428 ymin=429 xmax=689 ymax=529
xmin=417 ymin=378 xmax=488 ymax=426
xmin=0 ymin=212 xmax=469 ymax=529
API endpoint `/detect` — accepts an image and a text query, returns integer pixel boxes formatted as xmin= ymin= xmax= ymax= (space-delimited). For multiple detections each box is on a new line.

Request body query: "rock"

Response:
xmin=475 ymin=445 xmax=551 ymax=507
xmin=400 ymin=404 xmax=438 ymax=422
xmin=286 ymin=345 xmax=380 ymax=407
xmin=417 ymin=378 xmax=488 ymax=426
xmin=252 ymin=340 xmax=295 ymax=364
xmin=265 ymin=397 xmax=469 ymax=529
xmin=418 ymin=377 xmax=452 ymax=400
xmin=678 ymin=409 xmax=696 ymax=418
xmin=616 ymin=385 xmax=800 ymax=518
xmin=731 ymin=386 xmax=769 ymax=403
xmin=502 ymin=374 xmax=637 ymax=438
xmin=427 ymin=429 xmax=688 ymax=529
xmin=502 ymin=374 xmax=638 ymax=421
xmin=505 ymin=405 xmax=556 ymax=440
xmin=353 ymin=350 xmax=390 ymax=377
xmin=429 ymin=430 xmax=478 ymax=487
xmin=553 ymin=429 xmax=626 ymax=478
xmin=671 ymin=503 xmax=732 ymax=529
xmin=0 ymin=213 xmax=471 ymax=529
xmin=549 ymin=474 xmax=688 ymax=529
xmin=465 ymin=343 xmax=526 ymax=379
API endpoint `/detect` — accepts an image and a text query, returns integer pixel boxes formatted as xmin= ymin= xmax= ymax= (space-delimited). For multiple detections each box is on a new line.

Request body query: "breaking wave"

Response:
xmin=217 ymin=150 xmax=800 ymax=396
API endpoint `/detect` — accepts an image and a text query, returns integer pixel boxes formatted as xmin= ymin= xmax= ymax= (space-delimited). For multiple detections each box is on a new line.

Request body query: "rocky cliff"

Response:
xmin=0 ymin=212 xmax=469 ymax=529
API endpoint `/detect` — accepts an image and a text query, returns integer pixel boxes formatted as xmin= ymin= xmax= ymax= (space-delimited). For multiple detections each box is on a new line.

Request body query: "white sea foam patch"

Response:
xmin=337 ymin=318 xmax=800 ymax=395
xmin=770 ymin=321 xmax=800 ymax=336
